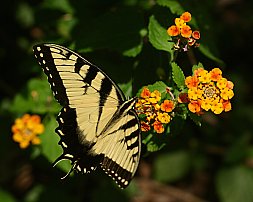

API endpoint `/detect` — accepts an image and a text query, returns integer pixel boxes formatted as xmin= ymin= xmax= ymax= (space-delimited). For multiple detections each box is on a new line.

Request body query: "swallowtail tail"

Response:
xmin=33 ymin=44 xmax=141 ymax=188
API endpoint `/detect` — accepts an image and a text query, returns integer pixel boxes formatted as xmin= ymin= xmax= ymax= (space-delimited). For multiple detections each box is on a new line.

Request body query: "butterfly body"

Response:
xmin=33 ymin=44 xmax=141 ymax=188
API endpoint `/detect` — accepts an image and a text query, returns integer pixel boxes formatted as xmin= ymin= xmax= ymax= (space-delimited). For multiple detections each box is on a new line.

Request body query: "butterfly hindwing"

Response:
xmin=33 ymin=44 xmax=141 ymax=188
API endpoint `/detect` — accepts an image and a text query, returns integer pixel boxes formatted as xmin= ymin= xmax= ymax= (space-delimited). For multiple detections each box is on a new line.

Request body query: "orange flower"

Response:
xmin=167 ymin=25 xmax=180 ymax=36
xmin=161 ymin=100 xmax=174 ymax=112
xmin=192 ymin=31 xmax=200 ymax=40
xmin=188 ymin=101 xmax=201 ymax=113
xmin=180 ymin=12 xmax=191 ymax=22
xmin=12 ymin=114 xmax=44 ymax=149
xmin=153 ymin=121 xmax=164 ymax=133
xmin=210 ymin=68 xmax=222 ymax=81
xmin=141 ymin=87 xmax=151 ymax=98
xmin=185 ymin=76 xmax=199 ymax=88
xmin=222 ymin=100 xmax=232 ymax=112
xmin=186 ymin=67 xmax=234 ymax=115
xmin=181 ymin=25 xmax=192 ymax=38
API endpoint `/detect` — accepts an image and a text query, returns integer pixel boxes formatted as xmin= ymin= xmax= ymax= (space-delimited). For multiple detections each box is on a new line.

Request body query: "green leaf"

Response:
xmin=123 ymin=42 xmax=143 ymax=57
xmin=40 ymin=115 xmax=71 ymax=173
xmin=137 ymin=81 xmax=168 ymax=97
xmin=192 ymin=62 xmax=204 ymax=73
xmin=16 ymin=2 xmax=34 ymax=28
xmin=0 ymin=189 xmax=16 ymax=202
xmin=146 ymin=141 xmax=166 ymax=153
xmin=148 ymin=81 xmax=168 ymax=92
xmin=148 ymin=15 xmax=173 ymax=53
xmin=171 ymin=62 xmax=185 ymax=89
xmin=10 ymin=78 xmax=60 ymax=114
xmin=216 ymin=166 xmax=253 ymax=202
xmin=154 ymin=150 xmax=191 ymax=182
xmin=157 ymin=0 xmax=184 ymax=15
xmin=199 ymin=44 xmax=224 ymax=65
xmin=42 ymin=0 xmax=73 ymax=13
xmin=24 ymin=185 xmax=44 ymax=202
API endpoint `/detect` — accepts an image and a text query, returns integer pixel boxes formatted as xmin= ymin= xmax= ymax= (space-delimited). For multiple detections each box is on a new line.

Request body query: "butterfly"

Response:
xmin=33 ymin=44 xmax=141 ymax=188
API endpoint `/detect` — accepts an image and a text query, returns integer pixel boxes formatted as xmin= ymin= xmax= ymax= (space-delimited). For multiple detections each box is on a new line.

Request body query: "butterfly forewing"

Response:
xmin=33 ymin=44 xmax=141 ymax=188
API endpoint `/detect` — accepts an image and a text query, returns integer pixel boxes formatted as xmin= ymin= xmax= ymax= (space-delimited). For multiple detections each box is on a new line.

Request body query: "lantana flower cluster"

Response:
xmin=135 ymin=88 xmax=174 ymax=134
xmin=12 ymin=114 xmax=44 ymax=149
xmin=184 ymin=68 xmax=234 ymax=114
xmin=167 ymin=12 xmax=200 ymax=51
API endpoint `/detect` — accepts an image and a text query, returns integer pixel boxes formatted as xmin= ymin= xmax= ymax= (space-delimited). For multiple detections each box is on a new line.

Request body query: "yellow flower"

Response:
xmin=201 ymin=98 xmax=212 ymax=111
xmin=175 ymin=18 xmax=186 ymax=28
xmin=136 ymin=88 xmax=174 ymax=134
xmin=217 ymin=78 xmax=227 ymax=89
xmin=220 ymin=88 xmax=234 ymax=100
xmin=154 ymin=103 xmax=161 ymax=111
xmin=167 ymin=12 xmax=200 ymax=51
xmin=149 ymin=90 xmax=161 ymax=103
xmin=12 ymin=114 xmax=44 ymax=149
xmin=186 ymin=67 xmax=234 ymax=115
xmin=198 ymin=70 xmax=211 ymax=83
xmin=193 ymin=68 xmax=205 ymax=77
xmin=188 ymin=87 xmax=203 ymax=100
xmin=157 ymin=112 xmax=171 ymax=124
xmin=211 ymin=100 xmax=224 ymax=114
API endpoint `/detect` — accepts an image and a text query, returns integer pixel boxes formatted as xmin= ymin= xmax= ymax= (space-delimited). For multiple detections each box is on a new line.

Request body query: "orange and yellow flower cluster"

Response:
xmin=135 ymin=88 xmax=174 ymax=133
xmin=12 ymin=114 xmax=44 ymax=149
xmin=185 ymin=68 xmax=234 ymax=114
xmin=167 ymin=12 xmax=200 ymax=51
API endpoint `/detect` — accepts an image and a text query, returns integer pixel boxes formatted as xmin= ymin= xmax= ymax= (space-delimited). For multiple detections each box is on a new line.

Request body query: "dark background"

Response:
xmin=0 ymin=0 xmax=253 ymax=202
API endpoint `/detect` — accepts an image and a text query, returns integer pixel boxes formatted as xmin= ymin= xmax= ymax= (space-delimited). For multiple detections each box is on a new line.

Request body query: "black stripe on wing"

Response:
xmin=54 ymin=106 xmax=103 ymax=174
xmin=33 ymin=45 xmax=69 ymax=106
xmin=101 ymin=110 xmax=141 ymax=189
xmin=101 ymin=157 xmax=132 ymax=189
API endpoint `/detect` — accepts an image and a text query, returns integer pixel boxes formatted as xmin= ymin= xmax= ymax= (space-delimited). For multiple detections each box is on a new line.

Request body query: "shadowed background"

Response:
xmin=0 ymin=0 xmax=253 ymax=202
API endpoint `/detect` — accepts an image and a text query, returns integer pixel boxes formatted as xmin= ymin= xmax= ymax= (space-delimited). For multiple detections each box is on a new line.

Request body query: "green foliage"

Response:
xmin=157 ymin=0 xmax=184 ymax=15
xmin=140 ymin=81 xmax=168 ymax=94
xmin=148 ymin=15 xmax=173 ymax=53
xmin=216 ymin=166 xmax=253 ymax=202
xmin=40 ymin=115 xmax=71 ymax=173
xmin=171 ymin=62 xmax=185 ymax=89
xmin=0 ymin=0 xmax=252 ymax=201
xmin=10 ymin=78 xmax=60 ymax=114
xmin=142 ymin=133 xmax=167 ymax=153
xmin=154 ymin=150 xmax=191 ymax=182
xmin=192 ymin=62 xmax=204 ymax=73
xmin=0 ymin=189 xmax=16 ymax=202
